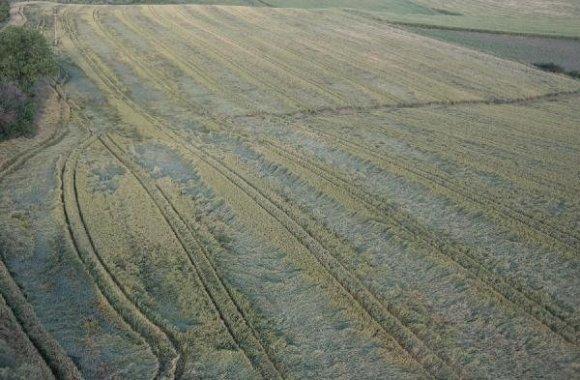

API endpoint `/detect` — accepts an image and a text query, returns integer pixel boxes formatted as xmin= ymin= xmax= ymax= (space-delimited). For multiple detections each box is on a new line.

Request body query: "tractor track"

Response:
xmin=300 ymin=124 xmax=580 ymax=251
xmin=61 ymin=9 xmax=456 ymax=377
xmin=261 ymin=139 xmax=578 ymax=343
xmin=0 ymin=87 xmax=69 ymax=184
xmin=57 ymin=4 xmax=580 ymax=376
xmin=63 ymin=12 xmax=283 ymax=378
xmin=0 ymin=75 xmax=81 ymax=379
xmin=82 ymin=9 xmax=577 ymax=343
xmin=142 ymin=5 xmax=307 ymax=112
xmin=59 ymin=133 xmax=182 ymax=379
xmin=168 ymin=5 xmax=349 ymax=106
xmin=0 ymin=257 xmax=82 ymax=380
xmin=99 ymin=134 xmax=284 ymax=380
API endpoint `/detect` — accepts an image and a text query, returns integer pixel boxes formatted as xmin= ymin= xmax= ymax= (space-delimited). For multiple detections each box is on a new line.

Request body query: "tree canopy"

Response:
xmin=0 ymin=26 xmax=58 ymax=93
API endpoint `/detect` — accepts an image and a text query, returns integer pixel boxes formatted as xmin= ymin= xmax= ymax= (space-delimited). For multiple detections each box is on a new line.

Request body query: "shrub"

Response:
xmin=0 ymin=26 xmax=58 ymax=93
xmin=534 ymin=62 xmax=564 ymax=73
xmin=0 ymin=1 xmax=9 ymax=24
xmin=0 ymin=26 xmax=57 ymax=139
xmin=0 ymin=82 xmax=35 ymax=139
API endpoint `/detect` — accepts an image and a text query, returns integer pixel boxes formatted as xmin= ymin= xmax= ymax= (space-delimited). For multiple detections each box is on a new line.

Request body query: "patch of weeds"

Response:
xmin=534 ymin=62 xmax=580 ymax=79
xmin=88 ymin=164 xmax=126 ymax=194
xmin=431 ymin=8 xmax=462 ymax=16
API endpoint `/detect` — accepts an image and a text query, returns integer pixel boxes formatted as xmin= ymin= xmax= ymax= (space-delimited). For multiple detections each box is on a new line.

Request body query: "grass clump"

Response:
xmin=0 ymin=26 xmax=58 ymax=140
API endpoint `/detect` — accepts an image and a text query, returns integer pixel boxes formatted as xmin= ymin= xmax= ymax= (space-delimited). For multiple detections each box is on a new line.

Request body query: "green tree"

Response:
xmin=0 ymin=26 xmax=58 ymax=93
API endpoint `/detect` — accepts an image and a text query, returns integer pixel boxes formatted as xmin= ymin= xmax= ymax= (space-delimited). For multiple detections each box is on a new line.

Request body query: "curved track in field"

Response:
xmin=60 ymin=8 xmax=454 ymax=377
xmin=0 ymin=259 xmax=82 ymax=380
xmin=0 ymin=86 xmax=81 ymax=380
xmin=0 ymin=87 xmax=68 ymax=184
xmin=98 ymin=134 xmax=284 ymax=380
xmin=84 ymin=7 xmax=577 ymax=344
xmin=59 ymin=126 xmax=183 ymax=379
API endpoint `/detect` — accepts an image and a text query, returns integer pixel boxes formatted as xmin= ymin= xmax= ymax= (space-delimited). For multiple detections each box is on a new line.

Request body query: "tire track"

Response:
xmin=260 ymin=139 xmax=578 ymax=343
xmin=231 ymin=89 xmax=580 ymax=119
xmin=215 ymin=5 xmax=393 ymax=104
xmin=0 ymin=78 xmax=81 ymax=379
xmin=62 ymin=14 xmax=283 ymax=377
xmin=81 ymin=9 xmax=577 ymax=342
xmin=171 ymin=130 xmax=458 ymax=379
xmin=0 ymin=86 xmax=68 ymax=184
xmin=99 ymin=134 xmax=283 ymax=380
xmin=61 ymin=9 xmax=455 ymax=376
xmin=142 ymin=5 xmax=306 ymax=112
xmin=77 ymin=12 xmax=443 ymax=378
xmin=169 ymin=5 xmax=349 ymax=106
xmin=60 ymin=134 xmax=181 ymax=379
xmin=298 ymin=124 xmax=580 ymax=251
xmin=0 ymin=257 xmax=82 ymax=380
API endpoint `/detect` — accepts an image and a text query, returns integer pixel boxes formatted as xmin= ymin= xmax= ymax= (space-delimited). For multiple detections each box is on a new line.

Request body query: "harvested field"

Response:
xmin=0 ymin=2 xmax=579 ymax=378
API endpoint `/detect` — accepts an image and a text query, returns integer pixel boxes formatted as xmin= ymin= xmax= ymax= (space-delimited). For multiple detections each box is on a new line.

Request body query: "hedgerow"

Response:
xmin=0 ymin=26 xmax=57 ymax=139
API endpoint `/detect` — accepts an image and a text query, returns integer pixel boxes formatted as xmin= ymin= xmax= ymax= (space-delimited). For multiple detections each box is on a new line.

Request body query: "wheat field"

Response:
xmin=0 ymin=2 xmax=578 ymax=379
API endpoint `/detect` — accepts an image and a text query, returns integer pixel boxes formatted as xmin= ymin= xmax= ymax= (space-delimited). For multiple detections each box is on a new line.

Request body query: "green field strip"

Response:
xmin=315 ymin=9 xmax=579 ymax=97
xmin=99 ymin=134 xmax=283 ymax=379
xmin=227 ymin=6 xmax=579 ymax=105
xmin=0 ymin=259 xmax=82 ymax=380
xmin=256 ymin=139 xmax=577 ymax=343
xmin=345 ymin=8 xmax=580 ymax=40
xmin=60 ymin=135 xmax=180 ymax=379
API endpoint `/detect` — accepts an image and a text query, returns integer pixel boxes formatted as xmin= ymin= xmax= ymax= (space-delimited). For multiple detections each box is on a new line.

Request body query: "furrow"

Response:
xmin=58 ymin=13 xmax=459 ymax=374
xmin=62 ymin=16 xmax=454 ymax=374
xmin=231 ymin=90 xmax=580 ymax=119
xmin=190 ymin=143 xmax=458 ymax=378
xmin=110 ymin=7 xmax=258 ymax=114
xmin=169 ymin=5 xmax=348 ymax=106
